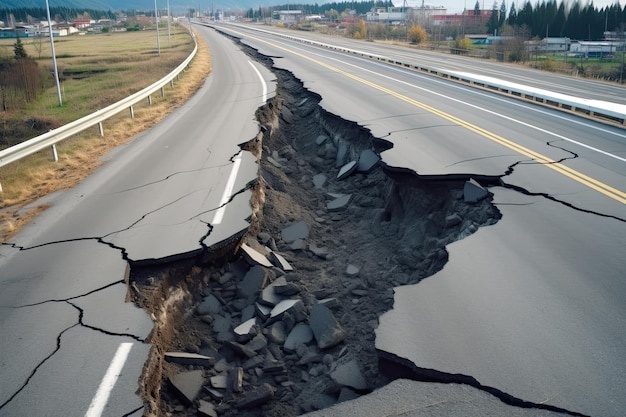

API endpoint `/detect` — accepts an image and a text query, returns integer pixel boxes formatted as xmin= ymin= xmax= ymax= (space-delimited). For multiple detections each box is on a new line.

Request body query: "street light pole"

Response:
xmin=154 ymin=0 xmax=161 ymax=56
xmin=45 ymin=0 xmax=62 ymax=106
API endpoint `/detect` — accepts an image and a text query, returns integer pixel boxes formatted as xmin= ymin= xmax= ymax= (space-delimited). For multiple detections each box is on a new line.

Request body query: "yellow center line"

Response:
xmin=232 ymin=28 xmax=626 ymax=205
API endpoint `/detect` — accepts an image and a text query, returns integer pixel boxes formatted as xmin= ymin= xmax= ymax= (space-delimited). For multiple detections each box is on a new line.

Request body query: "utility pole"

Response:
xmin=45 ymin=0 xmax=62 ymax=106
xmin=154 ymin=0 xmax=161 ymax=56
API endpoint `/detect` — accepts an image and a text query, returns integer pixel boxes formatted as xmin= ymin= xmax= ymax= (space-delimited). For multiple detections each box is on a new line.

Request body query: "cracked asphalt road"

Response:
xmin=0 ymin=28 xmax=273 ymax=416
xmin=213 ymin=24 xmax=626 ymax=416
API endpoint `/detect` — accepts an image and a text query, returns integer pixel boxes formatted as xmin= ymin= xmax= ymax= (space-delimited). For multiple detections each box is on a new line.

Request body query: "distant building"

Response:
xmin=570 ymin=41 xmax=618 ymax=58
xmin=366 ymin=7 xmax=407 ymax=24
xmin=274 ymin=10 xmax=302 ymax=24
xmin=433 ymin=9 xmax=495 ymax=26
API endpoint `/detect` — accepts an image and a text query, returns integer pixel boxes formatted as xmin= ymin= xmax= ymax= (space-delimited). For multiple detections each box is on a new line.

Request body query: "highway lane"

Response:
xmin=238 ymin=23 xmax=626 ymax=106
xmin=0 ymin=26 xmax=272 ymax=416
xmin=214 ymin=24 xmax=626 ymax=416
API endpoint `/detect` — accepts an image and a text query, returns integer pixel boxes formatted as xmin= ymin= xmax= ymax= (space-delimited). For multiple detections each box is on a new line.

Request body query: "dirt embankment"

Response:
xmin=131 ymin=41 xmax=501 ymax=417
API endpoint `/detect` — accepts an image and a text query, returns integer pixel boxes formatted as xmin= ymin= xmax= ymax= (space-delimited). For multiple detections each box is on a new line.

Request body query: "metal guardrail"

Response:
xmin=224 ymin=23 xmax=626 ymax=126
xmin=0 ymin=34 xmax=198 ymax=173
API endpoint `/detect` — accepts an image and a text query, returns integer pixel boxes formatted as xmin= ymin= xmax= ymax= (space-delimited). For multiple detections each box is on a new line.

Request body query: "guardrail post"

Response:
xmin=170 ymin=80 xmax=174 ymax=88
xmin=98 ymin=122 xmax=104 ymax=137
xmin=148 ymin=95 xmax=152 ymax=105
xmin=129 ymin=105 xmax=135 ymax=119
xmin=0 ymin=182 xmax=3 ymax=193
xmin=51 ymin=144 xmax=59 ymax=162
xmin=161 ymin=87 xmax=165 ymax=97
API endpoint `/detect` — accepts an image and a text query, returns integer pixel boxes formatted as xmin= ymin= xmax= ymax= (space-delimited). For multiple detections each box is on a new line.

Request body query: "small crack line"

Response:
xmin=0 ymin=322 xmax=79 ymax=411
xmin=67 ymin=301 xmax=145 ymax=343
xmin=500 ymin=181 xmax=626 ymax=223
xmin=104 ymin=163 xmax=231 ymax=195
xmin=14 ymin=280 xmax=125 ymax=308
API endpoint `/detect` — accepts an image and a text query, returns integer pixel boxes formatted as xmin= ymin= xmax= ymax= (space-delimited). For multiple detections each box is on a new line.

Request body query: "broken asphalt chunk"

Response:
xmin=236 ymin=383 xmax=275 ymax=410
xmin=281 ymin=221 xmax=310 ymax=243
xmin=164 ymin=352 xmax=214 ymax=367
xmin=240 ymin=243 xmax=273 ymax=268
xmin=270 ymin=299 xmax=307 ymax=322
xmin=197 ymin=400 xmax=218 ymax=417
xmin=313 ymin=174 xmax=327 ymax=189
xmin=233 ymin=318 xmax=257 ymax=339
xmin=357 ymin=149 xmax=380 ymax=173
xmin=169 ymin=370 xmax=205 ymax=406
xmin=464 ymin=178 xmax=489 ymax=203
xmin=268 ymin=251 xmax=294 ymax=271
xmin=309 ymin=304 xmax=346 ymax=349
xmin=260 ymin=276 xmax=288 ymax=306
xmin=284 ymin=323 xmax=314 ymax=352
xmin=337 ymin=160 xmax=358 ymax=180
xmin=238 ymin=265 xmax=267 ymax=299
xmin=330 ymin=359 xmax=368 ymax=390
xmin=327 ymin=193 xmax=351 ymax=212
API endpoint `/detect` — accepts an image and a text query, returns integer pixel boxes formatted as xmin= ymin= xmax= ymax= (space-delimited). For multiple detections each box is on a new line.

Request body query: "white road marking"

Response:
xmin=212 ymin=152 xmax=242 ymax=225
xmin=212 ymin=61 xmax=267 ymax=226
xmin=84 ymin=342 xmax=133 ymax=417
xmin=248 ymin=60 xmax=268 ymax=102
xmin=282 ymin=40 xmax=626 ymax=163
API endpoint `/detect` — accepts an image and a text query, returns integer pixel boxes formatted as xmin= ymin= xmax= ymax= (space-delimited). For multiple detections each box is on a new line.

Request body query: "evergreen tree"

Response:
xmin=499 ymin=1 xmax=507 ymax=27
xmin=507 ymin=1 xmax=517 ymax=26
xmin=14 ymin=36 xmax=27 ymax=59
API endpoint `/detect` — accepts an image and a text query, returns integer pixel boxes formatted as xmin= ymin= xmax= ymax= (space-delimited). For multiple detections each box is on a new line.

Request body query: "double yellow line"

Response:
xmin=235 ymin=28 xmax=626 ymax=205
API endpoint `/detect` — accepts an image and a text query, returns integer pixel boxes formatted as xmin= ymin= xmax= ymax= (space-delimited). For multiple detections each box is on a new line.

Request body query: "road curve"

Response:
xmin=0 ymin=26 xmax=272 ymax=417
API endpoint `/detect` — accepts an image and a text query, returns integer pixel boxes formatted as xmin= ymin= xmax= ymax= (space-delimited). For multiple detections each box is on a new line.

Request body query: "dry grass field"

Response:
xmin=0 ymin=27 xmax=211 ymax=242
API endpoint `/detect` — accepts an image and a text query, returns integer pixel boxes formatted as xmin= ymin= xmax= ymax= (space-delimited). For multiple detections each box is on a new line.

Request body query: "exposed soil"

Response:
xmin=130 ymin=39 xmax=501 ymax=417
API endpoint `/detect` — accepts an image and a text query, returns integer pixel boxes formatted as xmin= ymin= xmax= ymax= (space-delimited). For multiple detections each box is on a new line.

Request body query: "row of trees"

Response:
xmin=482 ymin=0 xmax=625 ymax=40
xmin=2 ymin=7 xmax=116 ymax=24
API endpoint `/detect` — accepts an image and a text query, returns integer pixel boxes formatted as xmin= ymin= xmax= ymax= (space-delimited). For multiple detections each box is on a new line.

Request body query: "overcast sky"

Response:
xmin=404 ymin=0 xmax=623 ymax=14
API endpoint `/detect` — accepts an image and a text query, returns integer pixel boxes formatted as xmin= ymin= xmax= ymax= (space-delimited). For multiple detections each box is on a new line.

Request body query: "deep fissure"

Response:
xmin=125 ymin=37 xmax=536 ymax=417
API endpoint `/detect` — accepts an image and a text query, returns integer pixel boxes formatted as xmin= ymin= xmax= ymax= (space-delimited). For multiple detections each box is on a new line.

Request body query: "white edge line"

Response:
xmin=212 ymin=153 xmax=242 ymax=225
xmin=212 ymin=61 xmax=267 ymax=226
xmin=84 ymin=342 xmax=133 ymax=417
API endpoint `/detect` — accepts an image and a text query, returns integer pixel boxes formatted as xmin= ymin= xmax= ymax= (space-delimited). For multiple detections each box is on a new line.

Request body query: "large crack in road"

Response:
xmin=127 ymin=40 xmax=526 ymax=417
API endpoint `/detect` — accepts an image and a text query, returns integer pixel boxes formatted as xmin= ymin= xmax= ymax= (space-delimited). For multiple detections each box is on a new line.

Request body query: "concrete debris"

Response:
xmin=327 ymin=194 xmax=352 ymax=212
xmin=284 ymin=323 xmax=314 ymax=352
xmin=273 ymin=281 xmax=300 ymax=296
xmin=309 ymin=242 xmax=329 ymax=259
xmin=268 ymin=321 xmax=287 ymax=344
xmin=346 ymin=264 xmax=360 ymax=275
xmin=210 ymin=375 xmax=228 ymax=389
xmin=204 ymin=387 xmax=224 ymax=401
xmin=330 ymin=359 xmax=368 ymax=390
xmin=255 ymin=302 xmax=272 ymax=320
xmin=445 ymin=213 xmax=462 ymax=228
xmin=268 ymin=251 xmax=294 ymax=271
xmin=229 ymin=367 xmax=244 ymax=393
xmin=335 ymin=142 xmax=348 ymax=167
xmin=267 ymin=156 xmax=282 ymax=168
xmin=315 ymin=135 xmax=328 ymax=145
xmin=337 ymin=160 xmax=358 ymax=180
xmin=270 ymin=299 xmax=307 ymax=321
xmin=164 ymin=352 xmax=214 ymax=367
xmin=464 ymin=178 xmax=489 ymax=203
xmin=313 ymin=174 xmax=327 ymax=189
xmin=197 ymin=399 xmax=218 ymax=417
xmin=290 ymin=239 xmax=307 ymax=251
xmin=239 ymin=265 xmax=267 ymax=300
xmin=233 ymin=318 xmax=257 ymax=338
xmin=260 ymin=276 xmax=288 ymax=306
xmin=169 ymin=370 xmax=205 ymax=406
xmin=317 ymin=297 xmax=340 ymax=309
xmin=240 ymin=243 xmax=273 ymax=268
xmin=236 ymin=383 xmax=275 ymax=410
xmin=357 ymin=149 xmax=380 ymax=173
xmin=281 ymin=221 xmax=310 ymax=243
xmin=196 ymin=294 xmax=222 ymax=316
xmin=309 ymin=304 xmax=346 ymax=349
